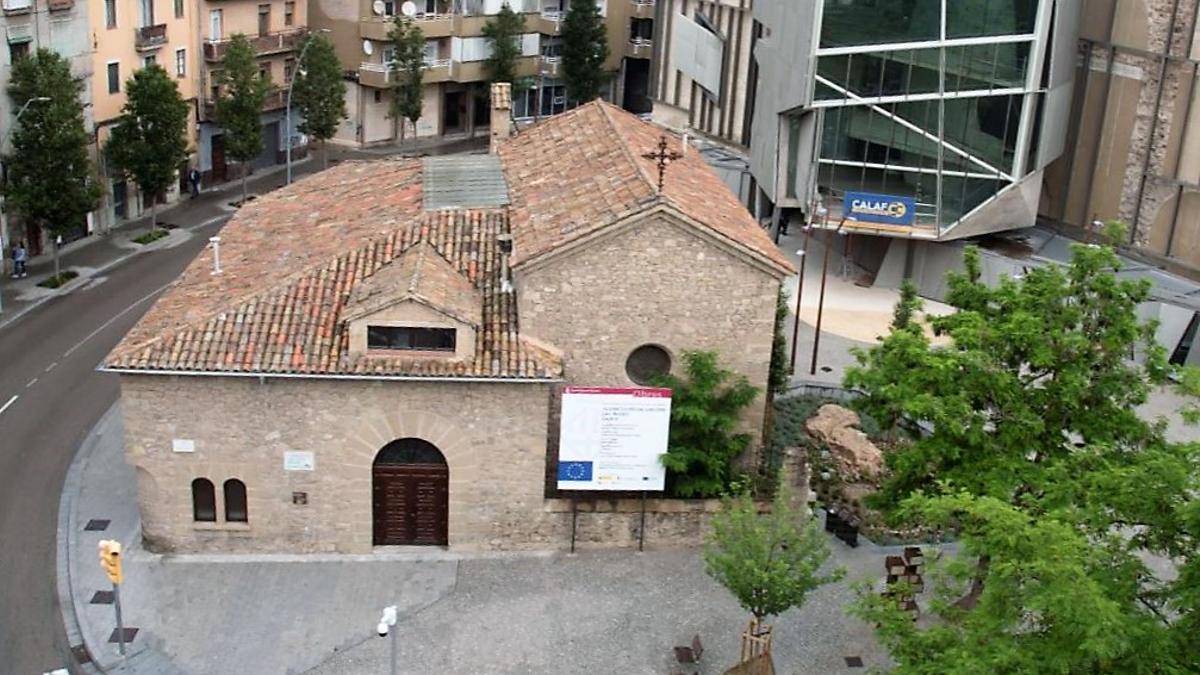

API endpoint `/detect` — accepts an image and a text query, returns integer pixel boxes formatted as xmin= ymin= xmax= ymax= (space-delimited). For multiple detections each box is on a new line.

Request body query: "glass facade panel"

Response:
xmin=946 ymin=0 xmax=1037 ymax=38
xmin=941 ymin=94 xmax=1023 ymax=172
xmin=944 ymin=43 xmax=1030 ymax=90
xmin=816 ymin=49 xmax=941 ymax=101
xmin=819 ymin=0 xmax=940 ymax=48
xmin=821 ymin=103 xmax=972 ymax=172
xmin=940 ymin=175 xmax=1007 ymax=222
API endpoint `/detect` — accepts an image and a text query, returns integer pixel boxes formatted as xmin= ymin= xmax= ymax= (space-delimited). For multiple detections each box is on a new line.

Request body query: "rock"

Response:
xmin=805 ymin=404 xmax=885 ymax=482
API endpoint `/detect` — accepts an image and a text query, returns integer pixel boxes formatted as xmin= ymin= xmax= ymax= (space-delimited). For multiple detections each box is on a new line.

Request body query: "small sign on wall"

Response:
xmin=284 ymin=451 xmax=315 ymax=471
xmin=172 ymin=439 xmax=195 ymax=453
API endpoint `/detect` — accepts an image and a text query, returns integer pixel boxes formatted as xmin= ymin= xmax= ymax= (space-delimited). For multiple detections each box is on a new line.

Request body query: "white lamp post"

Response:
xmin=285 ymin=29 xmax=331 ymax=186
xmin=377 ymin=605 xmax=398 ymax=675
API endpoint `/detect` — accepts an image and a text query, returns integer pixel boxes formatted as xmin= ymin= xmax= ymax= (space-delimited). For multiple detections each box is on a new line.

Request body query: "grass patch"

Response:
xmin=132 ymin=229 xmax=169 ymax=245
xmin=37 ymin=270 xmax=79 ymax=289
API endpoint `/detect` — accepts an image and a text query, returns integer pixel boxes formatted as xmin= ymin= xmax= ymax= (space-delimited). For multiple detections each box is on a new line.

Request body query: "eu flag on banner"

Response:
xmin=557 ymin=461 xmax=593 ymax=482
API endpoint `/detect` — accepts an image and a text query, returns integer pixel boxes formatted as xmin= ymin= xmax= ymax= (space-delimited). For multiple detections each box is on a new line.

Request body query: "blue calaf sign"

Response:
xmin=843 ymin=192 xmax=916 ymax=226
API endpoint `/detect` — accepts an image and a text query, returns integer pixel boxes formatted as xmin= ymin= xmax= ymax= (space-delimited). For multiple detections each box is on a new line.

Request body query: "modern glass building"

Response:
xmin=749 ymin=0 xmax=1080 ymax=240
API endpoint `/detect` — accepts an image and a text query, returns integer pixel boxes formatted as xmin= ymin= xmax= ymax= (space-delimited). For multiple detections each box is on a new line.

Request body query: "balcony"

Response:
xmin=135 ymin=24 xmax=168 ymax=52
xmin=531 ymin=9 xmax=562 ymax=34
xmin=1 ymin=0 xmax=32 ymax=14
xmin=631 ymin=0 xmax=655 ymax=19
xmin=539 ymin=55 xmax=560 ymax=77
xmin=360 ymin=13 xmax=455 ymax=40
xmin=48 ymin=0 xmax=73 ymax=10
xmin=204 ymin=29 xmax=305 ymax=62
xmin=625 ymin=37 xmax=652 ymax=59
xmin=358 ymin=58 xmax=458 ymax=88
xmin=202 ymin=88 xmax=288 ymax=118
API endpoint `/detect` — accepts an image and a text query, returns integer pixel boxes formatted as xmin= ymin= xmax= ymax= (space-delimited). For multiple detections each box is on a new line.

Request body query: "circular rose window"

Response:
xmin=625 ymin=344 xmax=671 ymax=385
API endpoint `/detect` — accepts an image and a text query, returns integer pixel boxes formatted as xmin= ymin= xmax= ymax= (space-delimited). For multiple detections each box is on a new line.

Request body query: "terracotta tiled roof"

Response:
xmin=106 ymin=161 xmax=561 ymax=380
xmin=345 ymin=240 xmax=482 ymax=328
xmin=497 ymin=101 xmax=795 ymax=273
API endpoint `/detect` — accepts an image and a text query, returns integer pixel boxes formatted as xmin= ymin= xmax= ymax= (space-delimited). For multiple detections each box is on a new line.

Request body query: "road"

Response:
xmin=0 ymin=214 xmax=227 ymax=673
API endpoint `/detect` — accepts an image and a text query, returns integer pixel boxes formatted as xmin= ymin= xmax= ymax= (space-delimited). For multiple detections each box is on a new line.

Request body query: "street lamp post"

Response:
xmin=285 ymin=29 xmax=331 ymax=186
xmin=0 ymin=96 xmax=52 ymax=316
xmin=789 ymin=204 xmax=825 ymax=372
xmin=810 ymin=218 xmax=846 ymax=376
xmin=377 ymin=605 xmax=398 ymax=675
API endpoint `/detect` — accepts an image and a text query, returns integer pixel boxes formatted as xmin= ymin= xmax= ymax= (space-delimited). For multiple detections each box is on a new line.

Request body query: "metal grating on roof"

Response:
xmin=422 ymin=154 xmax=510 ymax=210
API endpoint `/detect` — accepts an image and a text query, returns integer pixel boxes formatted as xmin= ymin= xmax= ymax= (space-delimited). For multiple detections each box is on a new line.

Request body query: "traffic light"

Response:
xmin=98 ymin=540 xmax=123 ymax=585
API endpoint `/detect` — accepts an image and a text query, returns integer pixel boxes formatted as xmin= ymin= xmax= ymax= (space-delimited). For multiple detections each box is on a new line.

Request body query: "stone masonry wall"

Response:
xmin=516 ymin=212 xmax=782 ymax=446
xmin=121 ymin=374 xmax=552 ymax=554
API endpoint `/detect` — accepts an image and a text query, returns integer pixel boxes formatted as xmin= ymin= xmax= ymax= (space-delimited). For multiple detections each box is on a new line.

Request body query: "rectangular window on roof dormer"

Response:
xmin=368 ymin=326 xmax=456 ymax=352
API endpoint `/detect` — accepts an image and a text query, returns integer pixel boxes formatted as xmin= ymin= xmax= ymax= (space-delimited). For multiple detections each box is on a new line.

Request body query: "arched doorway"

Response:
xmin=372 ymin=438 xmax=449 ymax=546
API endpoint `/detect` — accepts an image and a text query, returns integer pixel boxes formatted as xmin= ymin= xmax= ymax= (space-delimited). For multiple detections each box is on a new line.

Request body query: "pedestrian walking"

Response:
xmin=12 ymin=240 xmax=28 ymax=278
xmin=188 ymin=167 xmax=202 ymax=198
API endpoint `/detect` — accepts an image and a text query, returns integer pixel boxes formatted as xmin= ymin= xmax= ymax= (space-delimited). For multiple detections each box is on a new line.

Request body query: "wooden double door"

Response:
xmin=372 ymin=439 xmax=449 ymax=546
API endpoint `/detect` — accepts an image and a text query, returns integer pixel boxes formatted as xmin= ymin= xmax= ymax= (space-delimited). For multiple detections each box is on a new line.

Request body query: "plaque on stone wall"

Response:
xmin=283 ymin=450 xmax=315 ymax=471
xmin=172 ymin=439 xmax=195 ymax=453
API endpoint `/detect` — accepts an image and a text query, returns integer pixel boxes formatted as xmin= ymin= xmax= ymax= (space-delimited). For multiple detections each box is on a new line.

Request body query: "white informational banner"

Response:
xmin=557 ymin=386 xmax=672 ymax=491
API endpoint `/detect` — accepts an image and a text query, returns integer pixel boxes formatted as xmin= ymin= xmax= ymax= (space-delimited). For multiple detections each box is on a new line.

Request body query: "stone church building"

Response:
xmin=104 ymin=95 xmax=794 ymax=553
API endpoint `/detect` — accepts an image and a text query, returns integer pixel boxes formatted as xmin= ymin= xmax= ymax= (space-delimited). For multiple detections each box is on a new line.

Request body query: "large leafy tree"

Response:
xmin=482 ymin=4 xmax=525 ymax=86
xmin=387 ymin=15 xmax=425 ymax=144
xmin=652 ymin=351 xmax=759 ymax=497
xmin=292 ymin=33 xmax=346 ymax=168
xmin=4 ymin=48 xmax=100 ymax=279
xmin=705 ymin=483 xmax=842 ymax=623
xmin=846 ymin=240 xmax=1200 ymax=673
xmin=106 ymin=63 xmax=190 ymax=232
xmin=561 ymin=0 xmax=609 ymax=103
xmin=215 ymin=34 xmax=268 ymax=205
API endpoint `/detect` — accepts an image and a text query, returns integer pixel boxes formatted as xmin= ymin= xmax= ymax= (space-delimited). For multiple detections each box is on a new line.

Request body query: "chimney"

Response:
xmin=490 ymin=82 xmax=512 ymax=154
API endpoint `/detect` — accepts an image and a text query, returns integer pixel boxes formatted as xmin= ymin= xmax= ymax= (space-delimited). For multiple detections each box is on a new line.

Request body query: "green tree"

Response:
xmin=482 ymin=4 xmax=525 ymax=86
xmin=846 ymin=241 xmax=1200 ymax=673
xmin=705 ymin=482 xmax=843 ymax=623
xmin=387 ymin=15 xmax=425 ymax=144
xmin=651 ymin=351 xmax=759 ymax=497
xmin=292 ymin=33 xmax=346 ymax=169
xmin=767 ymin=288 xmax=793 ymax=396
xmin=3 ymin=48 xmax=100 ymax=280
xmin=105 ymin=64 xmax=190 ymax=233
xmin=561 ymin=0 xmax=610 ymax=103
xmin=215 ymin=34 xmax=269 ymax=205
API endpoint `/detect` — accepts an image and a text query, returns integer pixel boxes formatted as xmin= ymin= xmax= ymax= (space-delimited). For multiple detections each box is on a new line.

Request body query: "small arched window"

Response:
xmin=192 ymin=478 xmax=216 ymax=522
xmin=224 ymin=479 xmax=248 ymax=523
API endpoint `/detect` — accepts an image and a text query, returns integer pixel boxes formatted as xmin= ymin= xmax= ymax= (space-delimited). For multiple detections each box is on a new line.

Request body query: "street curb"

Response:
xmin=55 ymin=403 xmax=116 ymax=675
xmin=0 ymin=214 xmax=229 ymax=333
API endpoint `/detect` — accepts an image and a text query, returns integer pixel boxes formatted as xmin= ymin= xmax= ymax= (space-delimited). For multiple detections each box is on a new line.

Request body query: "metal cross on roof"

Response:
xmin=642 ymin=135 xmax=683 ymax=193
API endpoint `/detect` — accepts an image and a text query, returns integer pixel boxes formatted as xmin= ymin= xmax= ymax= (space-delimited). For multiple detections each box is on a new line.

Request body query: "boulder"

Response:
xmin=805 ymin=404 xmax=885 ymax=482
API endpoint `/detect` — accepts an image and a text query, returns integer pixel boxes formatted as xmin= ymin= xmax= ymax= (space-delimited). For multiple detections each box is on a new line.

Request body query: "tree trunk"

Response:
xmin=953 ymin=555 xmax=990 ymax=611
xmin=149 ymin=199 xmax=158 ymax=233
xmin=241 ymin=162 xmax=248 ymax=206
xmin=52 ymin=234 xmax=60 ymax=282
xmin=322 ymin=140 xmax=328 ymax=170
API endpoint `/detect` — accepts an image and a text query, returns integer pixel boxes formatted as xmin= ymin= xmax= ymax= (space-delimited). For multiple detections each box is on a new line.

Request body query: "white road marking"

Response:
xmin=62 ymin=281 xmax=174 ymax=358
xmin=45 ymin=361 xmax=57 ymax=372
xmin=0 ymin=395 xmax=17 ymax=416
xmin=25 ymin=378 xmax=36 ymax=388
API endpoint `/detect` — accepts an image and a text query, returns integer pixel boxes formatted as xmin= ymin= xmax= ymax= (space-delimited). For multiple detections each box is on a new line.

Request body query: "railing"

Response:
xmin=203 ymin=88 xmax=287 ymax=117
xmin=632 ymin=0 xmax=654 ymax=5
xmin=628 ymin=37 xmax=653 ymax=52
xmin=135 ymin=24 xmax=169 ymax=51
xmin=204 ymin=29 xmax=304 ymax=61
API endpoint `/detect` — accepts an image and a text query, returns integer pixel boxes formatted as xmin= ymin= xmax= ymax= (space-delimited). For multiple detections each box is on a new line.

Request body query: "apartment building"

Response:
xmin=311 ymin=0 xmax=651 ymax=147
xmin=1041 ymin=0 xmax=1200 ymax=276
xmin=1 ymin=0 xmax=92 ymax=253
xmin=195 ymin=0 xmax=308 ymax=184
xmin=92 ymin=0 xmax=198 ymax=230
xmin=649 ymin=0 xmax=756 ymax=148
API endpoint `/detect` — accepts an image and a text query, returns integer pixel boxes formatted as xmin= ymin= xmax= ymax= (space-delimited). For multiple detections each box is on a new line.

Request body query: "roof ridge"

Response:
xmin=595 ymin=101 xmax=660 ymax=196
